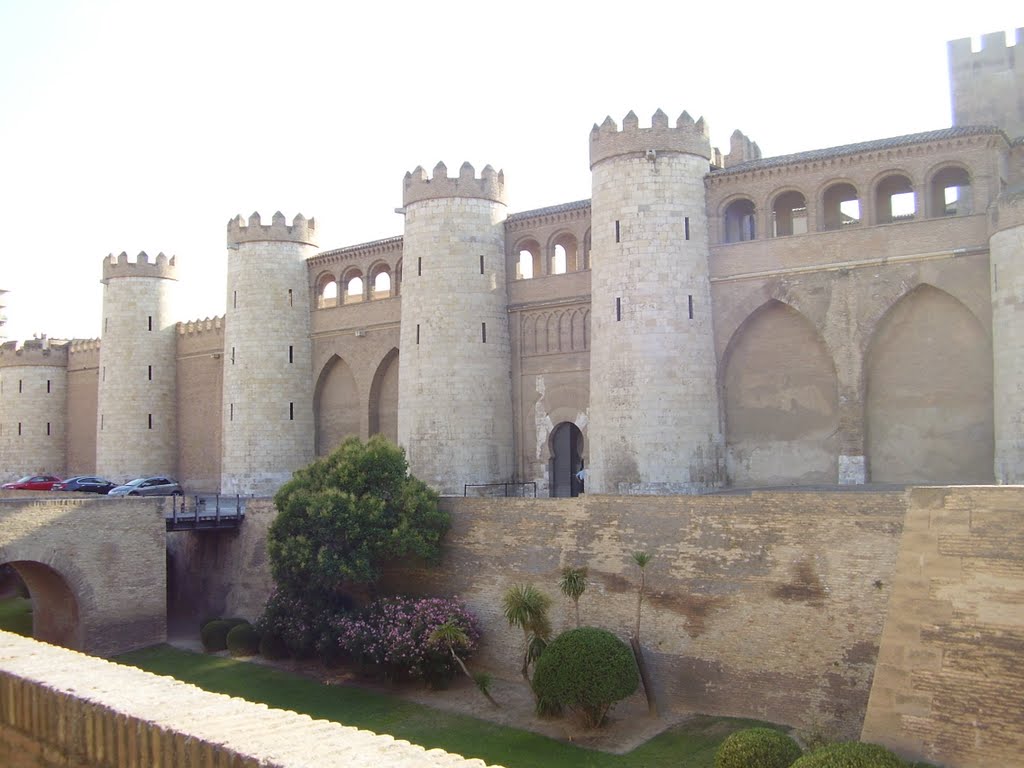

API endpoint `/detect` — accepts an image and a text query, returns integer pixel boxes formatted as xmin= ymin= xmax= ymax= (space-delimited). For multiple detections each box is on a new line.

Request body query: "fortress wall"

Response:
xmin=861 ymin=486 xmax=1024 ymax=768
xmin=65 ymin=342 xmax=98 ymax=476
xmin=0 ymin=632 xmax=498 ymax=768
xmin=176 ymin=319 xmax=224 ymax=491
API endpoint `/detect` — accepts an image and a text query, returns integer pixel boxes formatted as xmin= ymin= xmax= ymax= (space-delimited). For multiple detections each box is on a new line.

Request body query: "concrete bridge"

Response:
xmin=0 ymin=494 xmax=166 ymax=655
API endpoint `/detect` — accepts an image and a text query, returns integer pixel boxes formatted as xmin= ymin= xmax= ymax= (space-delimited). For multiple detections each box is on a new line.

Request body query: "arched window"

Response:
xmin=316 ymin=273 xmax=338 ymax=309
xmin=552 ymin=233 xmax=578 ymax=273
xmin=342 ymin=270 xmax=364 ymax=304
xmin=724 ymin=199 xmax=756 ymax=243
xmin=928 ymin=166 xmax=971 ymax=217
xmin=876 ymin=174 xmax=915 ymax=223
xmin=515 ymin=239 xmax=541 ymax=279
xmin=552 ymin=245 xmax=567 ymax=275
xmin=369 ymin=263 xmax=392 ymax=299
xmin=822 ymin=183 xmax=861 ymax=230
xmin=772 ymin=191 xmax=808 ymax=237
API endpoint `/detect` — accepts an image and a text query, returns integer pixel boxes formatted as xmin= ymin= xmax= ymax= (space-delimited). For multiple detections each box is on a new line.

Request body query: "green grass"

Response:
xmin=115 ymin=645 xmax=773 ymax=768
xmin=0 ymin=596 xmax=33 ymax=636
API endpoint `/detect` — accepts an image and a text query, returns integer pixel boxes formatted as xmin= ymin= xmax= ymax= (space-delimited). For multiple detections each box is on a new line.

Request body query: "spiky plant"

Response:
xmin=631 ymin=551 xmax=652 ymax=641
xmin=501 ymin=583 xmax=552 ymax=680
xmin=558 ymin=566 xmax=589 ymax=628
xmin=428 ymin=619 xmax=499 ymax=707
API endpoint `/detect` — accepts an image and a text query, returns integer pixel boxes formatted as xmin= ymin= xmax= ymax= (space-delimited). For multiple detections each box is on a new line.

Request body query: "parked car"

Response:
xmin=108 ymin=476 xmax=183 ymax=497
xmin=1 ymin=474 xmax=62 ymax=491
xmin=53 ymin=476 xmax=118 ymax=494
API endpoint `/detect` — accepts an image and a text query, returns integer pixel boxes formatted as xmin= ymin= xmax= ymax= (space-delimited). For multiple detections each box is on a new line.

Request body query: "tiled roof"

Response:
xmin=711 ymin=125 xmax=1006 ymax=177
xmin=314 ymin=235 xmax=404 ymax=261
xmin=506 ymin=199 xmax=591 ymax=223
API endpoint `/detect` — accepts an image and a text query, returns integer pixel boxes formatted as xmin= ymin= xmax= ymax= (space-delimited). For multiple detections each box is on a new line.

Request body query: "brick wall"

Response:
xmin=861 ymin=486 xmax=1024 ymax=767
xmin=0 ymin=631 xmax=498 ymax=768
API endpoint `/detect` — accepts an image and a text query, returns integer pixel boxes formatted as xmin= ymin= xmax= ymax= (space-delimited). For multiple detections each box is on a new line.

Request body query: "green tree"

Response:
xmin=429 ymin=620 xmax=500 ymax=708
xmin=501 ymin=583 xmax=552 ymax=680
xmin=268 ymin=435 xmax=448 ymax=602
xmin=558 ymin=566 xmax=588 ymax=628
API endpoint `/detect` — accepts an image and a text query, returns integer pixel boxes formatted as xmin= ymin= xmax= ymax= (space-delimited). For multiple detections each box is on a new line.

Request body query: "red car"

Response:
xmin=1 ymin=474 xmax=62 ymax=491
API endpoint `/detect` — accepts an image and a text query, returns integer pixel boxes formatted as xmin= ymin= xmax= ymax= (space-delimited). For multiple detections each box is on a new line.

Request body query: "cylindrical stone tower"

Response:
xmin=221 ymin=212 xmax=317 ymax=495
xmin=587 ymin=109 xmax=724 ymax=494
xmin=0 ymin=338 xmax=68 ymax=479
xmin=96 ymin=252 xmax=178 ymax=482
xmin=990 ymin=187 xmax=1024 ymax=483
xmin=397 ymin=162 xmax=515 ymax=494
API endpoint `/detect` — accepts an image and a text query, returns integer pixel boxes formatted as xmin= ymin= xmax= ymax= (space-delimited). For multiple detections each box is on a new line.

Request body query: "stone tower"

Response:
xmin=96 ymin=252 xmax=178 ymax=481
xmin=587 ymin=110 xmax=724 ymax=494
xmin=221 ymin=212 xmax=317 ymax=495
xmin=949 ymin=30 xmax=1024 ymax=139
xmin=0 ymin=339 xmax=67 ymax=478
xmin=397 ymin=162 xmax=515 ymax=494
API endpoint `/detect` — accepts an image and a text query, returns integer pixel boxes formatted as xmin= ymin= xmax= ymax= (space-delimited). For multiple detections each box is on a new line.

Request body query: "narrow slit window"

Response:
xmin=148 ymin=413 xmax=153 ymax=430
xmin=233 ymin=291 xmax=237 ymax=309
xmin=148 ymin=365 xmax=152 ymax=381
xmin=685 ymin=217 xmax=690 ymax=240
xmin=47 ymin=379 xmax=51 ymax=393
xmin=100 ymin=414 xmax=104 ymax=430
xmin=288 ymin=345 xmax=294 ymax=364
xmin=688 ymin=294 xmax=694 ymax=319
xmin=615 ymin=220 xmax=620 ymax=243
xmin=479 ymin=255 xmax=484 ymax=275
xmin=18 ymin=422 xmax=22 ymax=436
xmin=482 ymin=322 xmax=487 ymax=343
xmin=288 ymin=288 xmax=293 ymax=307
xmin=148 ymin=315 xmax=153 ymax=331
xmin=616 ymin=297 xmax=622 ymax=321
xmin=417 ymin=257 xmax=422 ymax=277
xmin=416 ymin=324 xmax=420 ymax=345
xmin=231 ymin=347 xmax=235 ymax=364
xmin=289 ymin=402 xmax=294 ymax=421
xmin=46 ymin=422 xmax=51 ymax=436
xmin=18 ymin=379 xmax=22 ymax=393
xmin=102 ymin=367 xmax=106 ymax=382
xmin=230 ymin=403 xmax=233 ymax=421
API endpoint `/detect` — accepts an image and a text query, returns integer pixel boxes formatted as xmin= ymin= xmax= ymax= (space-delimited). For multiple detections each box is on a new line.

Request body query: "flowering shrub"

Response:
xmin=256 ymin=589 xmax=344 ymax=659
xmin=333 ymin=596 xmax=480 ymax=687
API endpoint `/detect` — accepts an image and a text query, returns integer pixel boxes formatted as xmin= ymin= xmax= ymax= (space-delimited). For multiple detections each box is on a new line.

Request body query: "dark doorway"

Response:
xmin=550 ymin=422 xmax=584 ymax=497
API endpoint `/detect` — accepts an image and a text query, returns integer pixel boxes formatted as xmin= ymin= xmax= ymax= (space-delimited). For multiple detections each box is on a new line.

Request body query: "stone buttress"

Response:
xmin=96 ymin=252 xmax=178 ymax=481
xmin=221 ymin=213 xmax=317 ymax=495
xmin=397 ymin=162 xmax=515 ymax=494
xmin=587 ymin=110 xmax=724 ymax=494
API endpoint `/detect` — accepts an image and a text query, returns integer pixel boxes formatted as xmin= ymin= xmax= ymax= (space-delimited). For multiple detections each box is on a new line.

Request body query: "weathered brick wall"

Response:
xmin=861 ymin=486 xmax=1024 ymax=767
xmin=0 ymin=496 xmax=166 ymax=655
xmin=0 ymin=631 xmax=498 ymax=768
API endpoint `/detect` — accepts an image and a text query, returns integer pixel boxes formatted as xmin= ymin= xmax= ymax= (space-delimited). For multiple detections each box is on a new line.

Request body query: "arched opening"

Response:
xmin=341 ymin=269 xmax=365 ymax=304
xmin=928 ymin=166 xmax=972 ymax=217
xmin=821 ymin=182 xmax=861 ymax=230
xmin=771 ymin=191 xmax=808 ymax=237
xmin=316 ymin=273 xmax=338 ymax=309
xmin=552 ymin=233 xmax=579 ymax=273
xmin=515 ymin=239 xmax=541 ymax=280
xmin=724 ymin=199 xmax=756 ymax=243
xmin=552 ymin=245 xmax=567 ymax=275
xmin=865 ymin=285 xmax=993 ymax=483
xmin=314 ymin=355 xmax=360 ymax=456
xmin=370 ymin=263 xmax=393 ymax=299
xmin=875 ymin=174 xmax=915 ymax=223
xmin=1 ymin=560 xmax=80 ymax=649
xmin=368 ymin=348 xmax=399 ymax=443
xmin=549 ymin=422 xmax=584 ymax=497
xmin=723 ymin=301 xmax=839 ymax=486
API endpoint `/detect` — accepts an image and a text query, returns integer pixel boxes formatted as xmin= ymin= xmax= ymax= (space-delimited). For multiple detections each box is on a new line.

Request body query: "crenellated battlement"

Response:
xmin=949 ymin=29 xmax=1023 ymax=72
xmin=68 ymin=338 xmax=100 ymax=355
xmin=0 ymin=337 xmax=68 ymax=367
xmin=177 ymin=315 xmax=224 ymax=337
xmin=402 ymin=161 xmax=507 ymax=206
xmin=590 ymin=109 xmax=712 ymax=167
xmin=101 ymin=251 xmax=177 ymax=283
xmin=226 ymin=212 xmax=318 ymax=248
xmin=724 ymin=129 xmax=762 ymax=168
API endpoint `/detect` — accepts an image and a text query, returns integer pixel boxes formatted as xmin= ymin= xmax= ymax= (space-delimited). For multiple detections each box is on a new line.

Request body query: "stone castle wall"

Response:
xmin=0 ymin=342 xmax=67 ymax=478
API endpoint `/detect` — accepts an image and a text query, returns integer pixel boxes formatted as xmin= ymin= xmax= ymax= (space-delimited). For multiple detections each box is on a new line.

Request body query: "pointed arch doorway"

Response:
xmin=549 ymin=422 xmax=584 ymax=497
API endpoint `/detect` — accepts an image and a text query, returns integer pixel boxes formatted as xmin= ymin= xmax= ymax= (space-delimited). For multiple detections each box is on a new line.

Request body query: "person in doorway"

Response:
xmin=575 ymin=464 xmax=588 ymax=494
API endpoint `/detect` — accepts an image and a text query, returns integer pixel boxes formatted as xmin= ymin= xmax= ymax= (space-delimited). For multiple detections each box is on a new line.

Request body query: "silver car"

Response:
xmin=108 ymin=476 xmax=183 ymax=497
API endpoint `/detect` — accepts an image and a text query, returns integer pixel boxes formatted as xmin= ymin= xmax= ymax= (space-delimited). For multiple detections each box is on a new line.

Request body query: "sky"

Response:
xmin=0 ymin=0 xmax=1019 ymax=342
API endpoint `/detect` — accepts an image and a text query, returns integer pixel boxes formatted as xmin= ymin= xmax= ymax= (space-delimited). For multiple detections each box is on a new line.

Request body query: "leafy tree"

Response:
xmin=501 ymin=583 xmax=552 ymax=680
xmin=268 ymin=435 xmax=448 ymax=603
xmin=558 ymin=566 xmax=588 ymax=628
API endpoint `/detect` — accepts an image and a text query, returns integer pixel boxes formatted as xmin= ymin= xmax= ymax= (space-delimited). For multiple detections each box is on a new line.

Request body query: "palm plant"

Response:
xmin=630 ymin=551 xmax=657 ymax=715
xmin=429 ymin=620 xmax=499 ymax=707
xmin=558 ymin=566 xmax=588 ymax=628
xmin=501 ymin=583 xmax=552 ymax=680
xmin=631 ymin=551 xmax=652 ymax=641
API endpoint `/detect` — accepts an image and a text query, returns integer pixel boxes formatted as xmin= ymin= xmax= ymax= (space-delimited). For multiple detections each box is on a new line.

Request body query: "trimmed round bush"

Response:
xmin=259 ymin=632 xmax=290 ymax=660
xmin=531 ymin=627 xmax=638 ymax=728
xmin=200 ymin=620 xmax=232 ymax=652
xmin=714 ymin=727 xmax=803 ymax=768
xmin=226 ymin=622 xmax=260 ymax=657
xmin=790 ymin=741 xmax=905 ymax=768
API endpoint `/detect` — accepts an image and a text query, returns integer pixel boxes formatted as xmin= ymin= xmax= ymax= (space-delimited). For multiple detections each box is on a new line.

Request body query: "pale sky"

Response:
xmin=0 ymin=0 xmax=1018 ymax=342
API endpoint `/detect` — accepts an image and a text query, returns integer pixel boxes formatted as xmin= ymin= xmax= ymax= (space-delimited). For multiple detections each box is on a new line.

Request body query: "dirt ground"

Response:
xmin=169 ymin=634 xmax=686 ymax=754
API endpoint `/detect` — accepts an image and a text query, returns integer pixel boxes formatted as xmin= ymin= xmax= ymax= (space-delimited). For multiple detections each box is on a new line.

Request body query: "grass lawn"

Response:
xmin=0 ymin=596 xmax=32 ymax=637
xmin=116 ymin=645 xmax=770 ymax=768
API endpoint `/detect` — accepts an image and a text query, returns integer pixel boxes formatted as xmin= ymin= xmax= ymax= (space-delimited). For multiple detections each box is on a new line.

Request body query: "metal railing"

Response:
xmin=168 ymin=494 xmax=245 ymax=531
xmin=463 ymin=482 xmax=537 ymax=498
